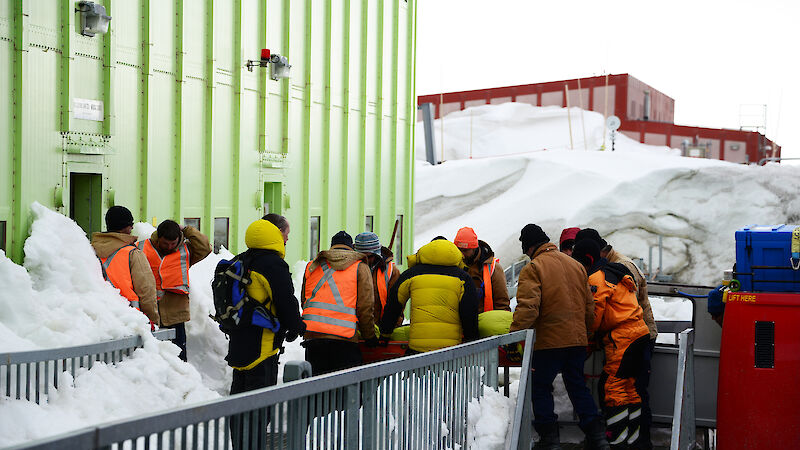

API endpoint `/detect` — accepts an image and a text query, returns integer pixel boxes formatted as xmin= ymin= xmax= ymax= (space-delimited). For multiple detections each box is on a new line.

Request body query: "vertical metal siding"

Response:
xmin=2 ymin=0 xmax=416 ymax=266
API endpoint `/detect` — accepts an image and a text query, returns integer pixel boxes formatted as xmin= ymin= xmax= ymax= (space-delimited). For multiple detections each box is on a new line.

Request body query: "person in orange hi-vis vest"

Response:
xmin=572 ymin=238 xmax=650 ymax=450
xmin=91 ymin=206 xmax=159 ymax=326
xmin=453 ymin=227 xmax=510 ymax=313
xmin=301 ymin=231 xmax=378 ymax=376
xmin=353 ymin=231 xmax=402 ymax=324
xmin=139 ymin=219 xmax=211 ymax=361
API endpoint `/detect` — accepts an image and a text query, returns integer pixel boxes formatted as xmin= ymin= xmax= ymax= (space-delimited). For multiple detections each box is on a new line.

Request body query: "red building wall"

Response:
xmin=417 ymin=74 xmax=780 ymax=164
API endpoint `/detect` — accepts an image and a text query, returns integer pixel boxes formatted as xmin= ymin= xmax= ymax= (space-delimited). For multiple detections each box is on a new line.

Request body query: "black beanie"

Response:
xmin=105 ymin=206 xmax=134 ymax=232
xmin=572 ymin=239 xmax=601 ymax=268
xmin=575 ymin=228 xmax=607 ymax=249
xmin=519 ymin=224 xmax=550 ymax=253
xmin=330 ymin=230 xmax=354 ymax=249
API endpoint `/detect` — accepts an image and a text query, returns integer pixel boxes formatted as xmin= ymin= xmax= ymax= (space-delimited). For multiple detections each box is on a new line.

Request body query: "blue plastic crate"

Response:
xmin=735 ymin=225 xmax=800 ymax=292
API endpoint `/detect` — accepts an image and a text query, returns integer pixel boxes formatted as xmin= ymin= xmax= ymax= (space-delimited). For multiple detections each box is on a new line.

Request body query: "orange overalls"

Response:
xmin=589 ymin=262 xmax=650 ymax=447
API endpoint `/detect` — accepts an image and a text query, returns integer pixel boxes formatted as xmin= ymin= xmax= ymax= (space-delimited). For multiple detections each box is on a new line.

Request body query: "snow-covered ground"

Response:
xmin=3 ymin=102 xmax=799 ymax=448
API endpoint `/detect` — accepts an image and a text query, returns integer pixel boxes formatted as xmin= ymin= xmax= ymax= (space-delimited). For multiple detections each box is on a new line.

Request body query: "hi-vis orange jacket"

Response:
xmin=302 ymin=260 xmax=361 ymax=338
xmin=138 ymin=239 xmax=190 ymax=300
xmin=99 ymin=245 xmax=140 ymax=309
xmin=375 ymin=261 xmax=396 ymax=312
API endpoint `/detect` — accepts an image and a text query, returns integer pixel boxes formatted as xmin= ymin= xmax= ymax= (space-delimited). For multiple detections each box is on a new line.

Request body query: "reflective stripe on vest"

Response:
xmin=375 ymin=261 xmax=395 ymax=311
xmin=482 ymin=258 xmax=498 ymax=312
xmin=302 ymin=260 xmax=360 ymax=338
xmin=99 ymin=245 xmax=140 ymax=309
xmin=138 ymin=239 xmax=191 ymax=300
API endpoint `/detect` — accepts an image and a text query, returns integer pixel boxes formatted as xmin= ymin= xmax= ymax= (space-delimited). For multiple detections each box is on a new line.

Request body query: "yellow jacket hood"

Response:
xmin=245 ymin=219 xmax=285 ymax=258
xmin=407 ymin=240 xmax=464 ymax=268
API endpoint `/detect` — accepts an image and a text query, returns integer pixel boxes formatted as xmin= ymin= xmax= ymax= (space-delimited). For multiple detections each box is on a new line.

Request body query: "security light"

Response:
xmin=76 ymin=1 xmax=111 ymax=37
xmin=245 ymin=49 xmax=291 ymax=80
xmin=269 ymin=54 xmax=291 ymax=80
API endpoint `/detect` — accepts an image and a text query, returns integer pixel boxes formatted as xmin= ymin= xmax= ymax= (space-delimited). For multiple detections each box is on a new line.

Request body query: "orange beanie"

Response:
xmin=454 ymin=227 xmax=479 ymax=249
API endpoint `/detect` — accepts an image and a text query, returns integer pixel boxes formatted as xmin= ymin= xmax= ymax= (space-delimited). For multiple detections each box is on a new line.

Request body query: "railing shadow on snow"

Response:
xmin=1 ymin=329 xmax=176 ymax=404
xmin=6 ymin=330 xmax=535 ymax=450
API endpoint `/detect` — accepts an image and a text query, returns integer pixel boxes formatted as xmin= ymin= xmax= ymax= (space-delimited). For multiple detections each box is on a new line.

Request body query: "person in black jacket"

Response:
xmin=227 ymin=215 xmax=305 ymax=449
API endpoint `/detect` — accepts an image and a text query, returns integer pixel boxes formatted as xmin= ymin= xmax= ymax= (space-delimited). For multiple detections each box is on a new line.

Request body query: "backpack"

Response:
xmin=210 ymin=252 xmax=281 ymax=334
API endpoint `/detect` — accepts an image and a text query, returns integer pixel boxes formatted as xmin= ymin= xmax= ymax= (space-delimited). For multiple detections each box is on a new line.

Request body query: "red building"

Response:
xmin=417 ymin=74 xmax=780 ymax=164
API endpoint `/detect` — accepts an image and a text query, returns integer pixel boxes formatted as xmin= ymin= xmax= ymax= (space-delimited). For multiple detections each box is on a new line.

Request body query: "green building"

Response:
xmin=0 ymin=0 xmax=417 ymax=267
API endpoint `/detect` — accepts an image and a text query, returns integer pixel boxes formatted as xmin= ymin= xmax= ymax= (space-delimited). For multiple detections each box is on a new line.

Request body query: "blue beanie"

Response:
xmin=354 ymin=232 xmax=381 ymax=255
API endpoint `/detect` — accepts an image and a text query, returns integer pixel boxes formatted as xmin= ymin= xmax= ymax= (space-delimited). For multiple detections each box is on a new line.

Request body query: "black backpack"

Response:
xmin=210 ymin=253 xmax=280 ymax=334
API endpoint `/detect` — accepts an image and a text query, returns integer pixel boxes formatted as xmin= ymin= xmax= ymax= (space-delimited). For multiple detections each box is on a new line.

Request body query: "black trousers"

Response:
xmin=229 ymin=355 xmax=279 ymax=450
xmin=634 ymin=339 xmax=656 ymax=449
xmin=163 ymin=323 xmax=187 ymax=362
xmin=303 ymin=339 xmax=362 ymax=376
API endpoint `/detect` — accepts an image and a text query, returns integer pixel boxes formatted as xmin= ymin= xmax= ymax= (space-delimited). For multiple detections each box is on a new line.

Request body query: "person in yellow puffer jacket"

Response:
xmin=572 ymin=239 xmax=650 ymax=450
xmin=378 ymin=237 xmax=479 ymax=354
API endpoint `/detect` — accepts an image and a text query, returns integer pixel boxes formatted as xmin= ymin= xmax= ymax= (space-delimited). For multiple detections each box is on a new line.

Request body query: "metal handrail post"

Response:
xmin=506 ymin=329 xmax=535 ymax=450
xmin=671 ymin=328 xmax=696 ymax=450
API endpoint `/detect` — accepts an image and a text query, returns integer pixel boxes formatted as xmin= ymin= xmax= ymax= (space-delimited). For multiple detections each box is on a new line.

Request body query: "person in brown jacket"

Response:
xmin=453 ymin=227 xmax=511 ymax=313
xmin=353 ymin=232 xmax=402 ymax=324
xmin=301 ymin=231 xmax=378 ymax=376
xmin=139 ymin=220 xmax=211 ymax=361
xmin=576 ymin=227 xmax=657 ymax=448
xmin=91 ymin=206 xmax=159 ymax=325
xmin=509 ymin=224 xmax=609 ymax=450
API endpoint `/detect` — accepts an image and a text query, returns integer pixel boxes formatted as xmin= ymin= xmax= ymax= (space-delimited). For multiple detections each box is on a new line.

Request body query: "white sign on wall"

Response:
xmin=73 ymin=98 xmax=104 ymax=121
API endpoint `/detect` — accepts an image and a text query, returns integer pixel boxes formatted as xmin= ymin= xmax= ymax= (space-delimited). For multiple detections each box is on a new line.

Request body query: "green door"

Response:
xmin=69 ymin=173 xmax=103 ymax=236
xmin=263 ymin=182 xmax=282 ymax=216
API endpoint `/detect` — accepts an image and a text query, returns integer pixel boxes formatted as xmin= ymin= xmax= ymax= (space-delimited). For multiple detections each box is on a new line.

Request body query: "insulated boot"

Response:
xmin=605 ymin=405 xmax=630 ymax=449
xmin=580 ymin=417 xmax=611 ymax=450
xmin=626 ymin=403 xmax=643 ymax=449
xmin=533 ymin=422 xmax=562 ymax=450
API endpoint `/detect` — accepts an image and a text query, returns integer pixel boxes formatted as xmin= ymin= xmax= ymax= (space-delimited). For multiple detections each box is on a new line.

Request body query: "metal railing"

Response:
xmin=671 ymin=328 xmax=696 ymax=450
xmin=1 ymin=329 xmax=175 ymax=404
xmin=10 ymin=330 xmax=534 ymax=450
xmin=504 ymin=258 xmax=528 ymax=298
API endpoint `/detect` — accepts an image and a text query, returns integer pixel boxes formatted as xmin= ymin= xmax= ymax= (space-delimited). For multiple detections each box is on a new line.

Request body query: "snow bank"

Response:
xmin=0 ymin=203 xmax=151 ymax=352
xmin=414 ymin=103 xmax=800 ymax=286
xmin=0 ymin=205 xmax=219 ymax=446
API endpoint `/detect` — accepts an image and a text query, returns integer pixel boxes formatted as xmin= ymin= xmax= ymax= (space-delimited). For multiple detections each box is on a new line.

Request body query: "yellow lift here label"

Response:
xmin=726 ymin=292 xmax=757 ymax=303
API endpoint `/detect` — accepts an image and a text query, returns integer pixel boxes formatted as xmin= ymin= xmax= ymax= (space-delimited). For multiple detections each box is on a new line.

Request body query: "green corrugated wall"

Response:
xmin=0 ymin=0 xmax=416 ymax=267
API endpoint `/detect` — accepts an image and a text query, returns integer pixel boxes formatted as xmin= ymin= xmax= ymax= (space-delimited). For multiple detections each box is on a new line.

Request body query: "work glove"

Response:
xmin=364 ymin=337 xmax=381 ymax=348
xmin=503 ymin=343 xmax=522 ymax=363
xmin=285 ymin=323 xmax=305 ymax=343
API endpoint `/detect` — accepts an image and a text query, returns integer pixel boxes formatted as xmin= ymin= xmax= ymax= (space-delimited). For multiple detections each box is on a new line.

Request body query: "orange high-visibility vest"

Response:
xmin=302 ymin=260 xmax=360 ymax=338
xmin=138 ymin=239 xmax=190 ymax=300
xmin=375 ymin=261 xmax=395 ymax=312
xmin=99 ymin=245 xmax=140 ymax=310
xmin=482 ymin=258 xmax=499 ymax=312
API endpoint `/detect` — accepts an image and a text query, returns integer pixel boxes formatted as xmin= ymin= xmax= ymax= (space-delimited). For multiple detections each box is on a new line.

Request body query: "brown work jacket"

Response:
xmin=510 ymin=243 xmax=594 ymax=350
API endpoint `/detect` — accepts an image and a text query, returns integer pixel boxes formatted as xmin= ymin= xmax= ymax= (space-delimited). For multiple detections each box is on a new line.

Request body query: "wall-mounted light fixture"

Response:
xmin=76 ymin=1 xmax=111 ymax=37
xmin=246 ymin=49 xmax=292 ymax=81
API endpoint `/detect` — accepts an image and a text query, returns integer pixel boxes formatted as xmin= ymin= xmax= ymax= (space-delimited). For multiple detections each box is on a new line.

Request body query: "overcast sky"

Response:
xmin=415 ymin=0 xmax=799 ymax=160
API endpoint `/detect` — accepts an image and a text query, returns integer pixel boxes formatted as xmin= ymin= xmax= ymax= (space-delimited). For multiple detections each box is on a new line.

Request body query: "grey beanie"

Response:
xmin=354 ymin=232 xmax=381 ymax=255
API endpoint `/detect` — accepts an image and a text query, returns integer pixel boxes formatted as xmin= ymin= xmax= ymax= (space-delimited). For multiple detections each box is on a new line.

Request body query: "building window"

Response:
xmin=0 ymin=221 xmax=6 ymax=252
xmin=394 ymin=215 xmax=404 ymax=263
xmin=214 ymin=217 xmax=229 ymax=253
xmin=365 ymin=216 xmax=374 ymax=232
xmin=184 ymin=218 xmax=200 ymax=231
xmin=310 ymin=216 xmax=321 ymax=260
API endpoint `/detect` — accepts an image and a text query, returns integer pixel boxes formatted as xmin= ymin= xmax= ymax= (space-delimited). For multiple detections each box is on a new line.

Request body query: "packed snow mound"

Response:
xmin=0 ymin=336 xmax=219 ymax=447
xmin=0 ymin=203 xmax=151 ymax=352
xmin=0 ymin=205 xmax=221 ymax=446
xmin=414 ymin=104 xmax=800 ymax=285
xmin=415 ymin=102 xmax=680 ymax=161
